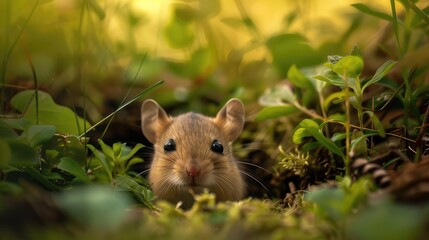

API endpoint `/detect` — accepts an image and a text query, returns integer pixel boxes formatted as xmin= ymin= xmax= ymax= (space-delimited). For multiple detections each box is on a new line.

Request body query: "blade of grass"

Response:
xmin=1 ymin=0 xmax=39 ymax=112
xmin=408 ymin=1 xmax=429 ymax=24
xmin=100 ymin=52 xmax=148 ymax=139
xmin=351 ymin=3 xmax=393 ymax=22
xmin=390 ymin=0 xmax=401 ymax=56
xmin=22 ymin=36 xmax=39 ymax=125
xmin=79 ymin=80 xmax=164 ymax=138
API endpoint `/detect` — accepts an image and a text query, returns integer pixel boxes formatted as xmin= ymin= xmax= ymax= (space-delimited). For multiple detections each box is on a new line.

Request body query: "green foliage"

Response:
xmin=306 ymin=177 xmax=370 ymax=223
xmin=1 ymin=0 xmax=429 ymax=239
xmin=260 ymin=46 xmax=399 ymax=171
xmin=351 ymin=3 xmax=393 ymax=21
xmin=88 ymin=140 xmax=144 ymax=180
xmin=87 ymin=140 xmax=155 ymax=208
xmin=10 ymin=90 xmax=91 ymax=135
xmin=0 ymin=90 xmax=155 ymax=213
xmin=56 ymin=185 xmax=132 ymax=230
xmin=266 ymin=34 xmax=323 ymax=77
xmin=293 ymin=119 xmax=344 ymax=158
xmin=346 ymin=199 xmax=427 ymax=240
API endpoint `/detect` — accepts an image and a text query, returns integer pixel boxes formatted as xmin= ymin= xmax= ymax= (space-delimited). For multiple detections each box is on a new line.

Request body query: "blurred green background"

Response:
xmin=3 ymin=1 xmax=429 ymax=239
xmin=1 ymin=0 xmax=392 ymax=119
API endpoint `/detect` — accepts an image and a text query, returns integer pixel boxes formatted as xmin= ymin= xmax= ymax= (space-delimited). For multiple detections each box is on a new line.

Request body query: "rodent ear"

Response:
xmin=214 ymin=98 xmax=245 ymax=142
xmin=141 ymin=99 xmax=171 ymax=143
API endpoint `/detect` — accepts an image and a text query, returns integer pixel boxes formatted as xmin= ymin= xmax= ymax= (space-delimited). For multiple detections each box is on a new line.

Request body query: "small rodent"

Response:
xmin=141 ymin=99 xmax=245 ymax=208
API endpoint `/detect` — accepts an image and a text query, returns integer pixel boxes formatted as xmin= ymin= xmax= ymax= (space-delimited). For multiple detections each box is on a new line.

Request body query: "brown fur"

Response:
xmin=141 ymin=99 xmax=245 ymax=208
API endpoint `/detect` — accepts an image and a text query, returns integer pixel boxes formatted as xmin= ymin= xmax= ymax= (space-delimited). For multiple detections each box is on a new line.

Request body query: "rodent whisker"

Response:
xmin=235 ymin=141 xmax=267 ymax=150
xmin=202 ymin=160 xmax=214 ymax=169
xmin=236 ymin=161 xmax=272 ymax=175
xmin=137 ymin=168 xmax=151 ymax=176
xmin=239 ymin=170 xmax=272 ymax=198
xmin=212 ymin=174 xmax=235 ymax=198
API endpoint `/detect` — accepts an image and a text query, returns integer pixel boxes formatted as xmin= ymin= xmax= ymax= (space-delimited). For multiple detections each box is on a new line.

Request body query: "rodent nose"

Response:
xmin=186 ymin=166 xmax=200 ymax=177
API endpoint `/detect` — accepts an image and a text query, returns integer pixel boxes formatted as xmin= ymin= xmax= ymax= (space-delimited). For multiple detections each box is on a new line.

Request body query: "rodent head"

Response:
xmin=141 ymin=99 xmax=245 ymax=208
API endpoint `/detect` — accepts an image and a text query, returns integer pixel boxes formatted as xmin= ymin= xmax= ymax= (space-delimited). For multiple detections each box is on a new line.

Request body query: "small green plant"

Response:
xmin=0 ymin=88 xmax=157 ymax=208
xmin=88 ymin=140 xmax=156 ymax=209
xmin=257 ymin=47 xmax=398 ymax=175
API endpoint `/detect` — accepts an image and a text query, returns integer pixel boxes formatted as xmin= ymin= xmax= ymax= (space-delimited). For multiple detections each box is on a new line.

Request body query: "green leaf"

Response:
xmin=113 ymin=142 xmax=125 ymax=159
xmin=98 ymin=139 xmax=114 ymax=160
xmin=119 ymin=143 xmax=144 ymax=163
xmin=186 ymin=47 xmax=212 ymax=77
xmin=56 ymin=185 xmax=132 ymax=229
xmin=21 ymin=167 xmax=64 ymax=191
xmin=27 ymin=125 xmax=56 ymax=148
xmin=125 ymin=157 xmax=144 ymax=170
xmin=346 ymin=199 xmax=425 ymax=240
xmin=313 ymin=69 xmax=345 ymax=88
xmin=331 ymin=132 xmax=347 ymax=142
xmin=255 ymin=105 xmax=299 ymax=121
xmin=349 ymin=93 xmax=362 ymax=111
xmin=292 ymin=128 xmax=312 ymax=144
xmin=57 ymin=157 xmax=89 ymax=182
xmin=116 ymin=174 xmax=156 ymax=209
xmin=163 ymin=18 xmax=195 ymax=49
xmin=298 ymin=119 xmax=320 ymax=129
xmin=323 ymin=91 xmax=346 ymax=111
xmin=1 ymin=118 xmax=31 ymax=131
xmin=0 ymin=120 xmax=19 ymax=139
xmin=350 ymin=131 xmax=368 ymax=155
xmin=266 ymin=33 xmax=322 ymax=77
xmin=306 ymin=187 xmax=346 ymax=221
xmin=364 ymin=111 xmax=386 ymax=137
xmin=327 ymin=114 xmax=346 ymax=122
xmin=0 ymin=140 xmax=11 ymax=168
xmin=351 ymin=3 xmax=393 ymax=22
xmin=259 ymin=84 xmax=296 ymax=105
xmin=65 ymin=136 xmax=87 ymax=165
xmin=87 ymin=144 xmax=113 ymax=181
xmin=10 ymin=90 xmax=91 ymax=135
xmin=333 ymin=56 xmax=363 ymax=78
xmin=9 ymin=142 xmax=38 ymax=166
xmin=42 ymin=135 xmax=87 ymax=167
xmin=362 ymin=60 xmax=397 ymax=92
xmin=287 ymin=65 xmax=313 ymax=89
xmin=297 ymin=119 xmax=344 ymax=158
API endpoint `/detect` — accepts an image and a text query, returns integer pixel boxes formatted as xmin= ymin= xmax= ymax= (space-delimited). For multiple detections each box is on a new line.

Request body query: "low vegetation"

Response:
xmin=1 ymin=0 xmax=429 ymax=239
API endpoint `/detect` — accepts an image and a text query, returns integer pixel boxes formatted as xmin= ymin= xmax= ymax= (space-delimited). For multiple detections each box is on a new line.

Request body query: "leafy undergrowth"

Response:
xmin=1 ymin=178 xmax=428 ymax=240
xmin=2 ymin=81 xmax=428 ymax=239
xmin=2 ymin=0 xmax=429 ymax=239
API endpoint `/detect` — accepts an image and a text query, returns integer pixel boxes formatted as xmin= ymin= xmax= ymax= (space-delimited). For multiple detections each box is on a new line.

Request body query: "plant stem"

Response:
xmin=331 ymin=122 xmax=416 ymax=143
xmin=79 ymin=80 xmax=164 ymax=138
xmin=318 ymin=89 xmax=335 ymax=167
xmin=402 ymin=70 xmax=411 ymax=129
xmin=390 ymin=0 xmax=402 ymax=55
xmin=293 ymin=101 xmax=325 ymax=120
xmin=344 ymin=75 xmax=351 ymax=176
xmin=1 ymin=0 xmax=38 ymax=113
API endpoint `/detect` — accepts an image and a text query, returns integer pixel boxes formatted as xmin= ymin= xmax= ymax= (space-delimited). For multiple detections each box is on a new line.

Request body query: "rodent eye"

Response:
xmin=164 ymin=139 xmax=176 ymax=152
xmin=211 ymin=140 xmax=223 ymax=154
